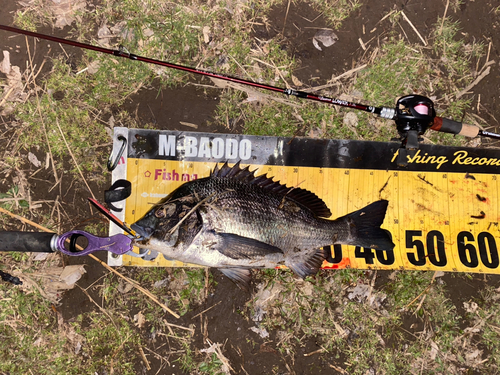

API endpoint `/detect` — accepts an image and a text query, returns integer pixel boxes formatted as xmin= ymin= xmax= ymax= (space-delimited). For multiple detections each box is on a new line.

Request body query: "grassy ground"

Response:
xmin=1 ymin=0 xmax=498 ymax=374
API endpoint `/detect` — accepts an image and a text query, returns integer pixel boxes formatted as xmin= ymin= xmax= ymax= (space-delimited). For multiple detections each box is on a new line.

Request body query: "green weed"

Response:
xmin=199 ymin=352 xmax=224 ymax=374
xmin=0 ymin=285 xmax=83 ymax=374
xmin=308 ymin=0 xmax=362 ymax=28
xmin=0 ymin=185 xmax=29 ymax=210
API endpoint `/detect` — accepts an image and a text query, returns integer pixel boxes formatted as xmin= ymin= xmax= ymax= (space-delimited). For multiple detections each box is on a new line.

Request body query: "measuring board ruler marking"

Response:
xmin=109 ymin=128 xmax=500 ymax=274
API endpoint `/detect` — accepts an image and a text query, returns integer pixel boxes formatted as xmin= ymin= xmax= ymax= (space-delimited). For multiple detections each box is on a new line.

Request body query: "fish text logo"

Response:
xmin=452 ymin=150 xmax=500 ymax=166
xmin=391 ymin=149 xmax=500 ymax=170
xmin=391 ymin=149 xmax=449 ymax=170
xmin=154 ymin=169 xmax=198 ymax=181
xmin=159 ymin=135 xmax=252 ymax=160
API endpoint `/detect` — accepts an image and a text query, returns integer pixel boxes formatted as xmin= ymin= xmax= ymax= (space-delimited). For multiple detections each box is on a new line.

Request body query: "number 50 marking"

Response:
xmin=406 ymin=230 xmax=447 ymax=267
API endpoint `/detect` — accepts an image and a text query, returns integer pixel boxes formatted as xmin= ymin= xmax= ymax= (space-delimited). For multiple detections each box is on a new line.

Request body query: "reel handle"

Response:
xmin=431 ymin=117 xmax=480 ymax=138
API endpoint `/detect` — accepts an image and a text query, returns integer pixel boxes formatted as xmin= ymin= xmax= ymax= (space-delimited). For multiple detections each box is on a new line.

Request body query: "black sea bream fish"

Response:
xmin=131 ymin=162 xmax=394 ymax=289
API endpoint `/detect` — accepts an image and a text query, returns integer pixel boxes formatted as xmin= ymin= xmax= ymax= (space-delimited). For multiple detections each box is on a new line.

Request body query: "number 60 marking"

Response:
xmin=457 ymin=231 xmax=499 ymax=269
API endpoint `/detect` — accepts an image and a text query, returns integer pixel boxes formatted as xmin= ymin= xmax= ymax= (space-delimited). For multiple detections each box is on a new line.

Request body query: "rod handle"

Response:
xmin=0 ymin=231 xmax=56 ymax=253
xmin=431 ymin=117 xmax=479 ymax=138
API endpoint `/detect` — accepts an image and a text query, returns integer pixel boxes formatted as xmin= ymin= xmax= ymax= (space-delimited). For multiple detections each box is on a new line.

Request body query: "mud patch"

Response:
xmin=121 ymin=80 xmax=230 ymax=133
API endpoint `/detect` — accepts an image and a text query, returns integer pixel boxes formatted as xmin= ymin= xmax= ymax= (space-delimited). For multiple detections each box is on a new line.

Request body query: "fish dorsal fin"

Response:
xmin=211 ymin=162 xmax=332 ymax=218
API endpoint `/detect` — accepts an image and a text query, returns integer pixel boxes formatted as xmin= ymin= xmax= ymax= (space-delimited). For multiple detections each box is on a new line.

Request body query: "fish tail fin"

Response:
xmin=339 ymin=200 xmax=394 ymax=250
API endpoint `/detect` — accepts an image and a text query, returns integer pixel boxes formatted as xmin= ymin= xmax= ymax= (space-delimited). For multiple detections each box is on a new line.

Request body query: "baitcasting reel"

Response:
xmin=393 ymin=95 xmax=436 ymax=167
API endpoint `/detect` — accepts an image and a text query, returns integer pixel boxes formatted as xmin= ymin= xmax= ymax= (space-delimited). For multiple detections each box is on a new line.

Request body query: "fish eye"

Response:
xmin=155 ymin=209 xmax=165 ymax=218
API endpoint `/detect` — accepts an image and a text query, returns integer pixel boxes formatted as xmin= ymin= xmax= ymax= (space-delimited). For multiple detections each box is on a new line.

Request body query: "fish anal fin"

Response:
xmin=286 ymin=248 xmax=327 ymax=279
xmin=219 ymin=268 xmax=252 ymax=291
xmin=217 ymin=232 xmax=283 ymax=259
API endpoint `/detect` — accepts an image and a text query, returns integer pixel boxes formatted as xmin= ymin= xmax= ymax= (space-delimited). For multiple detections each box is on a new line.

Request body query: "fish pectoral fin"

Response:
xmin=286 ymin=247 xmax=327 ymax=279
xmin=219 ymin=268 xmax=252 ymax=291
xmin=216 ymin=232 xmax=283 ymax=260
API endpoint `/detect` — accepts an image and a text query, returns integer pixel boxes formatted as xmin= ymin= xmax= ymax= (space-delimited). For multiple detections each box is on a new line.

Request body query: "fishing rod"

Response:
xmin=0 ymin=24 xmax=498 ymax=165
xmin=0 ymin=24 xmax=391 ymax=115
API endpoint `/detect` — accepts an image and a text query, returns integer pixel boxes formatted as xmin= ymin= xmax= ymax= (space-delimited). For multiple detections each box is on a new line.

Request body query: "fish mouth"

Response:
xmin=131 ymin=223 xmax=154 ymax=241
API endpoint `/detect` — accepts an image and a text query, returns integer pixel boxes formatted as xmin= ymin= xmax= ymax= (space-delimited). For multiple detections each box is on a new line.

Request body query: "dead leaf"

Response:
xmin=0 ymin=51 xmax=26 ymax=107
xmin=13 ymin=265 xmax=86 ymax=303
xmin=252 ymin=283 xmax=283 ymax=322
xmin=343 ymin=112 xmax=359 ymax=128
xmin=97 ymin=24 xmax=112 ymax=39
xmin=134 ymin=311 xmax=146 ymax=329
xmin=203 ymin=26 xmax=211 ymax=44
xmin=87 ymin=60 xmax=100 ymax=74
xmin=33 ymin=252 xmax=50 ymax=261
xmin=117 ymin=280 xmax=134 ymax=294
xmin=312 ymin=29 xmax=338 ymax=51
xmin=49 ymin=0 xmax=87 ymax=29
xmin=250 ymin=326 xmax=269 ymax=338
xmin=464 ymin=301 xmax=479 ymax=314
xmin=429 ymin=340 xmax=440 ymax=360
xmin=28 ymin=152 xmax=41 ymax=168
xmin=59 ymin=265 xmax=86 ymax=285
xmin=1 ymin=50 xmax=10 ymax=75
xmin=291 ymin=74 xmax=303 ymax=87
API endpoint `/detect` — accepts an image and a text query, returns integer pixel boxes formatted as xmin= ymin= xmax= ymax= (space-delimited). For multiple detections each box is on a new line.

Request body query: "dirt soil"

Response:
xmin=1 ymin=0 xmax=500 ymax=374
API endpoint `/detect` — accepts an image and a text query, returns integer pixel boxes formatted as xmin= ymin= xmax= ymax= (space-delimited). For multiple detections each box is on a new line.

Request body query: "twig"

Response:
xmin=191 ymin=301 xmax=221 ymax=319
xmin=77 ymin=284 xmax=118 ymax=330
xmin=252 ymin=56 xmax=290 ymax=89
xmin=205 ymin=339 xmax=234 ymax=373
xmin=303 ymin=348 xmax=325 ymax=357
xmin=304 ymin=64 xmax=368 ymax=92
xmin=329 ymin=364 xmax=348 ymax=374
xmin=109 ymin=333 xmax=131 ymax=375
xmin=479 ymin=59 xmax=495 ymax=75
xmin=439 ymin=0 xmax=450 ymax=36
xmin=143 ymin=346 xmax=185 ymax=358
xmin=404 ymin=271 xmax=438 ymax=311
xmin=54 ymin=118 xmax=96 ymax=200
xmin=376 ymin=10 xmax=396 ymax=26
xmin=401 ymin=11 xmax=427 ymax=46
xmin=282 ymin=0 xmax=291 ymax=35
xmin=0 ymin=206 xmax=49 ymax=231
xmin=179 ymin=121 xmax=198 ymax=129
xmin=485 ymin=41 xmax=492 ymax=67
xmin=0 ymin=86 xmax=15 ymax=107
xmin=138 ymin=346 xmax=151 ymax=371
xmin=161 ymin=320 xmax=195 ymax=333
xmin=89 ymin=253 xmax=181 ymax=320
xmin=25 ymin=37 xmax=59 ymax=183
xmin=0 ymin=197 xmax=26 ymax=202
xmin=168 ymin=192 xmax=216 ymax=235
xmin=456 ymin=66 xmax=491 ymax=99
xmin=204 ymin=267 xmax=209 ymax=299
xmin=358 ymin=38 xmax=366 ymax=51
xmin=228 ymin=54 xmax=253 ymax=82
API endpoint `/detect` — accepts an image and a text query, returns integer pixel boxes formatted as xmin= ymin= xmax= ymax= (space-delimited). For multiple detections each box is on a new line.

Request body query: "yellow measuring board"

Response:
xmin=109 ymin=128 xmax=500 ymax=274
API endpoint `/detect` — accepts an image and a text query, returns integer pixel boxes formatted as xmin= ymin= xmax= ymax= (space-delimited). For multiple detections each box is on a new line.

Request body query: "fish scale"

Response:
xmin=200 ymin=185 xmax=337 ymax=249
xmin=131 ymin=162 xmax=394 ymax=289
